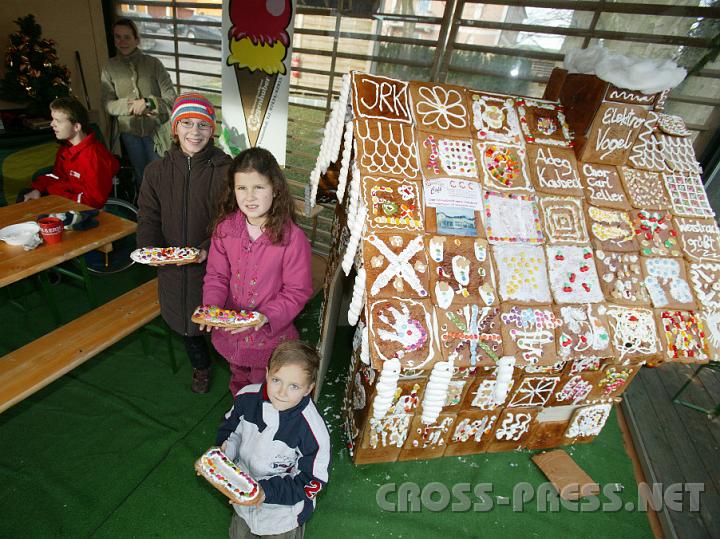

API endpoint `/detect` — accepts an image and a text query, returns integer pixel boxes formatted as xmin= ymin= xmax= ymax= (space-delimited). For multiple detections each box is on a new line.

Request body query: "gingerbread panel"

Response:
xmin=579 ymin=162 xmax=630 ymax=210
xmin=368 ymin=297 xmax=438 ymax=371
xmin=627 ymin=112 xmax=669 ymax=173
xmin=363 ymin=233 xmax=429 ymax=299
xmin=605 ymin=305 xmax=659 ymax=363
xmin=507 ymin=375 xmax=561 ymax=408
xmin=699 ymin=310 xmax=720 ymax=360
xmin=675 ymin=217 xmax=720 ymax=262
xmin=516 ymin=98 xmax=573 ymax=147
xmin=462 ymin=365 xmax=520 ymax=412
xmin=500 ymin=304 xmax=561 ymax=366
xmin=578 ymin=102 xmax=647 ymax=165
xmin=398 ymin=413 xmax=455 ymax=461
xmin=409 ymin=81 xmax=470 ymax=137
xmin=526 ymin=144 xmax=583 ymax=196
xmin=351 ymin=72 xmax=411 ymax=122
xmin=564 ymin=403 xmax=613 ymax=441
xmin=630 ymin=210 xmax=681 ymax=257
xmin=656 ymin=309 xmax=710 ymax=363
xmin=662 ymin=173 xmax=714 ymax=219
xmin=688 ymin=262 xmax=720 ymax=310
xmin=436 ymin=304 xmax=503 ymax=368
xmin=586 ymin=205 xmax=638 ymax=252
xmin=468 ymin=91 xmax=523 ymax=145
xmin=486 ymin=408 xmax=540 ymax=452
xmin=493 ymin=244 xmax=551 ymax=304
xmin=588 ymin=365 xmax=640 ymax=401
xmin=362 ymin=175 xmax=423 ymax=232
xmin=555 ymin=304 xmax=612 ymax=362
xmin=482 ymin=190 xmax=544 ymax=244
xmin=565 ymin=355 xmax=608 ymax=376
xmin=478 ymin=142 xmax=533 ymax=193
xmin=546 ymin=245 xmax=604 ymax=304
xmin=417 ymin=131 xmax=479 ymax=180
xmin=355 ymin=118 xmax=419 ymax=179
xmin=428 ymin=236 xmax=497 ymax=309
xmin=617 ymin=166 xmax=670 ymax=210
xmin=641 ymin=257 xmax=696 ymax=310
xmin=659 ymin=133 xmax=702 ymax=176
xmin=548 ymin=372 xmax=604 ymax=407
xmin=444 ymin=409 xmax=498 ymax=456
xmin=595 ymin=250 xmax=650 ymax=305
xmin=526 ymin=419 xmax=573 ymax=450
xmin=538 ymin=195 xmax=589 ymax=244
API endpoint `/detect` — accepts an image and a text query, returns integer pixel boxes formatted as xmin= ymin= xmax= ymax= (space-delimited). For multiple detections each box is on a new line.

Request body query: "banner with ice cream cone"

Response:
xmin=221 ymin=0 xmax=295 ymax=165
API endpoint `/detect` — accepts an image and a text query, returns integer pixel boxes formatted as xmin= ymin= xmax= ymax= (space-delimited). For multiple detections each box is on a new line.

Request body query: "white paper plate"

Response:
xmin=0 ymin=222 xmax=41 ymax=246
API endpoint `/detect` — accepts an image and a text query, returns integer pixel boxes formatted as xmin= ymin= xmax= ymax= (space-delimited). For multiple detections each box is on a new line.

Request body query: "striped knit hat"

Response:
xmin=171 ymin=93 xmax=216 ymax=134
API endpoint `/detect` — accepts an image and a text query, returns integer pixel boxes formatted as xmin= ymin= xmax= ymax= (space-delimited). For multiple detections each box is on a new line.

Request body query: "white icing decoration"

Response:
xmin=689 ymin=263 xmax=720 ymax=310
xmin=547 ymin=245 xmax=604 ymax=304
xmin=421 ymin=361 xmax=453 ymax=424
xmin=414 ymin=85 xmax=468 ymax=131
xmin=366 ymin=234 xmax=427 ymax=297
xmin=372 ymin=358 xmax=401 ymax=420
xmin=335 ymin=120 xmax=354 ymax=203
xmin=494 ymin=244 xmax=551 ymax=303
xmin=508 ymin=376 xmax=560 ymax=407
xmin=355 ymin=119 xmax=419 ymax=179
xmin=341 ymin=205 xmax=367 ymax=276
xmin=566 ymin=404 xmax=612 ymax=438
xmin=348 ymin=267 xmax=367 ymax=326
xmin=495 ymin=411 xmax=532 ymax=441
xmin=451 ymin=415 xmax=497 ymax=443
xmin=606 ymin=305 xmax=658 ymax=361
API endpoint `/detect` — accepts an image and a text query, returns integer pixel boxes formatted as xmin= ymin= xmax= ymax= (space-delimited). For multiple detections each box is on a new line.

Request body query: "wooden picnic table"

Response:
xmin=0 ymin=196 xmax=136 ymax=288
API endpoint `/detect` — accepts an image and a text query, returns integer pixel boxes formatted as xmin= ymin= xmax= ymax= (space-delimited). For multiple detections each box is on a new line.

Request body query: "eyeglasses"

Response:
xmin=177 ymin=119 xmax=213 ymax=131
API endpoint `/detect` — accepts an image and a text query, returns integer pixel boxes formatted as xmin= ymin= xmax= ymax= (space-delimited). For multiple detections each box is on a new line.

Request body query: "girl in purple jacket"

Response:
xmin=199 ymin=148 xmax=314 ymax=395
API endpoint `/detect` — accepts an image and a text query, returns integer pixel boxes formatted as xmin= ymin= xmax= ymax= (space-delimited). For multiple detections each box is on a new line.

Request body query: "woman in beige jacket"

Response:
xmin=101 ymin=18 xmax=176 ymax=188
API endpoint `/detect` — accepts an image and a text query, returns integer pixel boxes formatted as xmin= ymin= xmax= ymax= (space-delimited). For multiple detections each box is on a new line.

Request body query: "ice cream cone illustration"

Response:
xmin=227 ymin=0 xmax=292 ymax=147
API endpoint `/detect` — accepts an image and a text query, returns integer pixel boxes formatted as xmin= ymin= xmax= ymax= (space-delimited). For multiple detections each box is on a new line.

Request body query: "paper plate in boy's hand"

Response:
xmin=191 ymin=305 xmax=266 ymax=329
xmin=195 ymin=447 xmax=260 ymax=505
xmin=130 ymin=246 xmax=200 ymax=265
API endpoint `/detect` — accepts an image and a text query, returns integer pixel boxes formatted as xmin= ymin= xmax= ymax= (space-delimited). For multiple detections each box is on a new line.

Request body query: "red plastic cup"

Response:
xmin=37 ymin=217 xmax=64 ymax=244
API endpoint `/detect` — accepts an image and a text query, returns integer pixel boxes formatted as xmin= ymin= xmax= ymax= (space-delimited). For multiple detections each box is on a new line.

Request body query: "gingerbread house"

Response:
xmin=307 ymin=49 xmax=719 ymax=464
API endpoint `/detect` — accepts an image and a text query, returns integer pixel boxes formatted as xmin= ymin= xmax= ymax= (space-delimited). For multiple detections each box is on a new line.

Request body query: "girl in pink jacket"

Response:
xmin=200 ymin=148 xmax=314 ymax=394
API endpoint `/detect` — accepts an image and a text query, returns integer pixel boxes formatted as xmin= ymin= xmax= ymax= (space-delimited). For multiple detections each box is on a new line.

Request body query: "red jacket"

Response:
xmin=31 ymin=132 xmax=118 ymax=209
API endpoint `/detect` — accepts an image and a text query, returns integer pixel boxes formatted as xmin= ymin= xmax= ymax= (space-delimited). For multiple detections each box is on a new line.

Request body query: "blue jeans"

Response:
xmin=120 ymin=133 xmax=159 ymax=186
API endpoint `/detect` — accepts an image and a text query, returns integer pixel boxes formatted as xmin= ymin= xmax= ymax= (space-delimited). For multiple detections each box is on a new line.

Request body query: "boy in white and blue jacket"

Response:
xmin=216 ymin=340 xmax=331 ymax=538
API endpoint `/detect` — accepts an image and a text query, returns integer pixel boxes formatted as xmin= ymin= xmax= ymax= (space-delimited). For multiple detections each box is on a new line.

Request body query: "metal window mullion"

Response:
xmin=460 ymin=0 xmax=720 ymax=18
xmin=453 ymin=42 xmax=564 ymax=62
xmin=294 ymin=27 xmax=439 ymax=48
xmin=322 ymin=10 xmax=342 ymax=123
xmin=431 ymin=0 xmax=461 ymax=82
xmin=458 ymin=18 xmax=712 ymax=49
xmin=447 ymin=64 xmax=548 ymax=85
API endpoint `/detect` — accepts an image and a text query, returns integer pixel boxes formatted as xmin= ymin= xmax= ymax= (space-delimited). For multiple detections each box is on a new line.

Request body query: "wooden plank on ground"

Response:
xmin=0 ymin=279 xmax=160 ymax=413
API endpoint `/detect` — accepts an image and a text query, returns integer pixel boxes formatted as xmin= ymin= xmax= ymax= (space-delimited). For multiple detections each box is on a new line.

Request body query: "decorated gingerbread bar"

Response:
xmin=194 ymin=447 xmax=260 ymax=505
xmin=191 ymin=305 xmax=265 ymax=329
xmin=515 ymin=98 xmax=573 ymax=147
xmin=416 ymin=131 xmax=479 ymax=180
xmin=409 ymin=81 xmax=471 ymax=137
xmin=468 ymin=91 xmax=523 ymax=145
xmin=131 ymin=246 xmax=200 ymax=265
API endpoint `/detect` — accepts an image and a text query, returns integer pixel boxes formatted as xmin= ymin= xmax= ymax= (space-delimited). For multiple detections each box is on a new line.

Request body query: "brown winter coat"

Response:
xmin=137 ymin=142 xmax=232 ymax=336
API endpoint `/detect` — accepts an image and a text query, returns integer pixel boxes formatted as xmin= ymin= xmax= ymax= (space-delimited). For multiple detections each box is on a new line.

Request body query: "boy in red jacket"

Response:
xmin=19 ymin=97 xmax=118 ymax=209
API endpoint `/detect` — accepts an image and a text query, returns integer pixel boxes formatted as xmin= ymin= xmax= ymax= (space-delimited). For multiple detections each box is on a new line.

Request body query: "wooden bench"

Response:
xmin=0 ymin=278 xmax=162 ymax=413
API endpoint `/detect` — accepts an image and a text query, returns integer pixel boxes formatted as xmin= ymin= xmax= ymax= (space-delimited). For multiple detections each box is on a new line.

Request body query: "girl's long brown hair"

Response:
xmin=210 ymin=147 xmax=296 ymax=244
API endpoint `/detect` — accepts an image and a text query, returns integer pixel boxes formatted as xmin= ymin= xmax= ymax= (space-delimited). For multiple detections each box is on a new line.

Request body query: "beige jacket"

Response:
xmin=100 ymin=49 xmax=176 ymax=155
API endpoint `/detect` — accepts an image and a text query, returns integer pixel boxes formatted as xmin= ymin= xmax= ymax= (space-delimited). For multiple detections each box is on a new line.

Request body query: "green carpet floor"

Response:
xmin=0 ymin=266 xmax=653 ymax=538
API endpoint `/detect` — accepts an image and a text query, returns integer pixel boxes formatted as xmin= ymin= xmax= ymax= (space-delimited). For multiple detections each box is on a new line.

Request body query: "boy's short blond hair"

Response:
xmin=268 ymin=340 xmax=320 ymax=384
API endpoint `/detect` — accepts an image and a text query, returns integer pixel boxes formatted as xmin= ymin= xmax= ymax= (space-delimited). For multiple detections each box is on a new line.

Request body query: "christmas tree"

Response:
xmin=0 ymin=14 xmax=71 ymax=117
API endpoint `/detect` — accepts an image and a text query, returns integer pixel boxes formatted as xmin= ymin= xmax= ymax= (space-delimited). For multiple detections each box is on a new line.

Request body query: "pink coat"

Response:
xmin=203 ymin=210 xmax=313 ymax=367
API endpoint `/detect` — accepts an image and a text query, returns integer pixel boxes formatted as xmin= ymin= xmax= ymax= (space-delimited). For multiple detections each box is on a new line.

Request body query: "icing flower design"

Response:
xmin=536 ymin=116 xmax=557 ymax=136
xmin=483 ymin=105 xmax=504 ymax=130
xmin=416 ymin=86 xmax=467 ymax=130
